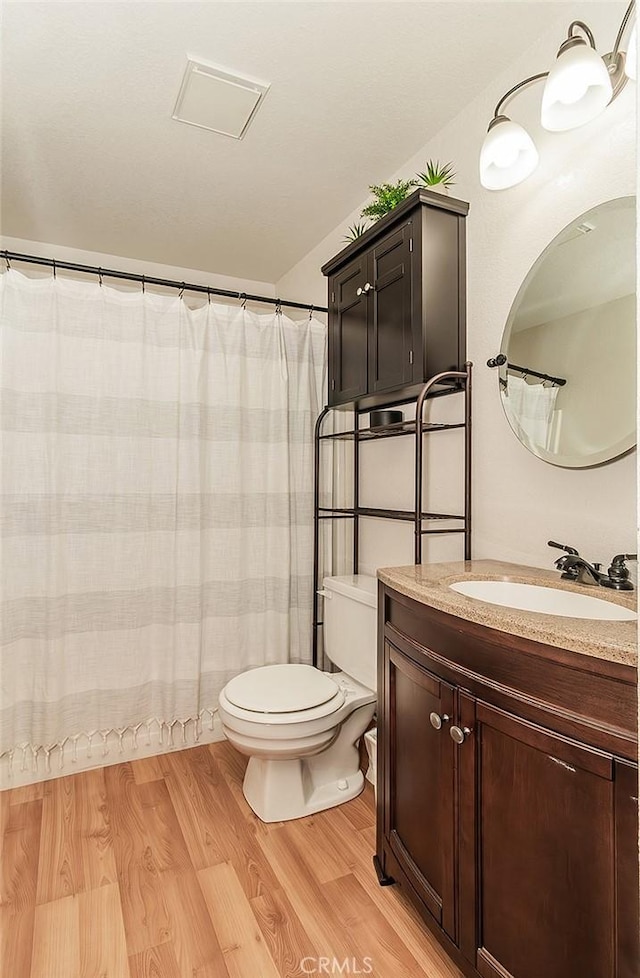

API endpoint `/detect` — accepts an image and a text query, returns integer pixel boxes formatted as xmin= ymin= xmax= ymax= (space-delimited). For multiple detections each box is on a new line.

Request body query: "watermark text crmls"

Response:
xmin=300 ymin=957 xmax=374 ymax=975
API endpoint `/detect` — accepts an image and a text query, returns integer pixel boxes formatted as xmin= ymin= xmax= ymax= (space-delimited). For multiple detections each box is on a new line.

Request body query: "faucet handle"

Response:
xmin=548 ymin=540 xmax=579 ymax=556
xmin=603 ymin=554 xmax=637 ymax=591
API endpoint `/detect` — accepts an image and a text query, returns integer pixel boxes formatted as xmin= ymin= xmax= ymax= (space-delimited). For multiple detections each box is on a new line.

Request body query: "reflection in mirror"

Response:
xmin=499 ymin=197 xmax=636 ymax=468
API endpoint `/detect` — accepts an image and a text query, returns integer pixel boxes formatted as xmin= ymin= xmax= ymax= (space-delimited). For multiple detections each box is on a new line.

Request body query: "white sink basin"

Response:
xmin=449 ymin=580 xmax=637 ymax=621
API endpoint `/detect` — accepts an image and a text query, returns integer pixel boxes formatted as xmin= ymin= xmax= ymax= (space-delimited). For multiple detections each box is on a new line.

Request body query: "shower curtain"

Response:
xmin=503 ymin=375 xmax=560 ymax=452
xmin=0 ymin=269 xmax=326 ymax=778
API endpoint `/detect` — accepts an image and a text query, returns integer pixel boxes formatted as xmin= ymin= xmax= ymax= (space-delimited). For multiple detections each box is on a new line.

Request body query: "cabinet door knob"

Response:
xmin=450 ymin=725 xmax=472 ymax=745
xmin=429 ymin=712 xmax=450 ymax=730
xmin=356 ymin=283 xmax=374 ymax=296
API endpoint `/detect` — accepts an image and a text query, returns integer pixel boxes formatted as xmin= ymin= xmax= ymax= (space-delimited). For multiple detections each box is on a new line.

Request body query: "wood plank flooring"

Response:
xmin=1 ymin=742 xmax=463 ymax=978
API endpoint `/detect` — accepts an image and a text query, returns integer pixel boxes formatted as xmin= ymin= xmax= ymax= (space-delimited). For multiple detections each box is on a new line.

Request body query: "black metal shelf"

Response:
xmin=318 ymin=506 xmax=464 ymax=522
xmin=319 ymin=420 xmax=465 ymax=441
xmin=312 ymin=364 xmax=472 ymax=667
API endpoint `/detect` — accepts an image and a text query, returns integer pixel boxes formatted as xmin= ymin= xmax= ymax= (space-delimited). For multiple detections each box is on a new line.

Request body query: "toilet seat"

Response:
xmin=221 ymin=664 xmax=346 ymax=725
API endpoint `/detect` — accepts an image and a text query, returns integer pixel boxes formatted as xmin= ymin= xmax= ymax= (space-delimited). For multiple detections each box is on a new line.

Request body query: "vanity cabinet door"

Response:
xmin=327 ymin=255 xmax=369 ymax=405
xmin=615 ymin=759 xmax=640 ymax=978
xmin=383 ymin=641 xmax=456 ymax=939
xmin=462 ymin=696 xmax=618 ymax=978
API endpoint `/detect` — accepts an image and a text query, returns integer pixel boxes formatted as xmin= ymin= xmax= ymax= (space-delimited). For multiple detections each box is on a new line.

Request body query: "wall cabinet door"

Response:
xmin=327 ymin=255 xmax=368 ymax=404
xmin=368 ymin=222 xmax=415 ymax=394
xmin=460 ymin=695 xmax=619 ymax=978
xmin=383 ymin=641 xmax=456 ymax=938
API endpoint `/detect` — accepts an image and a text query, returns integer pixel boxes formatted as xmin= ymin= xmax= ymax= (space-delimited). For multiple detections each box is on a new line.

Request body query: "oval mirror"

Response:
xmin=498 ymin=197 xmax=636 ymax=468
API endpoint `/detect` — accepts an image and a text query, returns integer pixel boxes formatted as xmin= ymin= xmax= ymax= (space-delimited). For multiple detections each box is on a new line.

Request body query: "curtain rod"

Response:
xmin=486 ymin=353 xmax=566 ymax=387
xmin=0 ymin=250 xmax=328 ymax=314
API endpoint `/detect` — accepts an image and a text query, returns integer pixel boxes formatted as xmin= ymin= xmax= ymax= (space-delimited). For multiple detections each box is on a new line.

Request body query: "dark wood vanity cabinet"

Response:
xmin=377 ymin=585 xmax=639 ymax=978
xmin=322 ymin=189 xmax=468 ymax=409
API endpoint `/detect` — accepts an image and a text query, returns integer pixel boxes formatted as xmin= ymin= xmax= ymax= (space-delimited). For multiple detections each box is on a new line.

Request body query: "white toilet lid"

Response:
xmin=224 ymin=664 xmax=343 ymax=714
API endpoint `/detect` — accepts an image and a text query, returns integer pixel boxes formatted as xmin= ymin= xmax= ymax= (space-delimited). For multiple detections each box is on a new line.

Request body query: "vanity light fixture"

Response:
xmin=541 ymin=22 xmax=613 ymax=132
xmin=480 ymin=0 xmax=636 ymax=190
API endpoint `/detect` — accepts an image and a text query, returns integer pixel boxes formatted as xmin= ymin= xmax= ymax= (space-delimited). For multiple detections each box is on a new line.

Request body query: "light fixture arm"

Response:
xmin=566 ymin=20 xmax=596 ymax=49
xmin=613 ymin=0 xmax=636 ymax=55
xmin=493 ymin=71 xmax=549 ymax=121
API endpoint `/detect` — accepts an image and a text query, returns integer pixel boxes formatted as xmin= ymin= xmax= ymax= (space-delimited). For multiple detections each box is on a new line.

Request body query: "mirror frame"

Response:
xmin=498 ymin=196 xmax=636 ymax=469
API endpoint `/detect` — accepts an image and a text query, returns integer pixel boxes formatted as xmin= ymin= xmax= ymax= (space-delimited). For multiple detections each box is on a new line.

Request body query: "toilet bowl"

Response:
xmin=218 ymin=575 xmax=377 ymax=822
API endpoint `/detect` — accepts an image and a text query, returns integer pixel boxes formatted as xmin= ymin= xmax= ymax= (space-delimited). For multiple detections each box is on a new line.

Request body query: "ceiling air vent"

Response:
xmin=558 ymin=220 xmax=596 ymax=245
xmin=172 ymin=59 xmax=269 ymax=139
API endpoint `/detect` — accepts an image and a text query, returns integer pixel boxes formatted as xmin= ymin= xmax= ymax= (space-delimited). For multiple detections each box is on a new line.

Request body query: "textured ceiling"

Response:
xmin=2 ymin=1 xmax=556 ymax=282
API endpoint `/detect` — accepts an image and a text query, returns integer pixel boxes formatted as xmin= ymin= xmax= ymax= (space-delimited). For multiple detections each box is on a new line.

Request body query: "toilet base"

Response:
xmin=241 ymin=702 xmax=375 ymax=822
xmin=243 ymin=757 xmax=365 ymax=822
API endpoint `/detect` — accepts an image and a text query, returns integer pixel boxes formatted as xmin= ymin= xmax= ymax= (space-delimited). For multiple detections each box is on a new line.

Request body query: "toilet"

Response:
xmin=218 ymin=574 xmax=377 ymax=822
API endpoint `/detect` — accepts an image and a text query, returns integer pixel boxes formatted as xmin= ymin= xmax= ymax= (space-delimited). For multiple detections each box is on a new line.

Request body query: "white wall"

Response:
xmin=276 ymin=2 xmax=637 ymax=575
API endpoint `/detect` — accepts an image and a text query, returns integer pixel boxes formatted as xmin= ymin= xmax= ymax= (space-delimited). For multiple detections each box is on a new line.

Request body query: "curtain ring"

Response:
xmin=4 ymin=254 xmax=10 ymax=270
xmin=308 ymin=304 xmax=314 ymax=321
xmin=141 ymin=275 xmax=145 ymax=294
xmin=207 ymin=289 xmax=211 ymax=305
xmin=275 ymin=298 xmax=282 ymax=315
xmin=98 ymin=267 xmax=103 ymax=287
xmin=178 ymin=282 xmax=185 ymax=298
xmin=52 ymin=259 xmax=57 ymax=279
xmin=239 ymin=292 xmax=247 ymax=309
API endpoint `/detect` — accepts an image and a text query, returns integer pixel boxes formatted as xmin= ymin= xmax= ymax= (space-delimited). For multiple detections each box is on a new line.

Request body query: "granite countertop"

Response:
xmin=377 ymin=560 xmax=638 ymax=668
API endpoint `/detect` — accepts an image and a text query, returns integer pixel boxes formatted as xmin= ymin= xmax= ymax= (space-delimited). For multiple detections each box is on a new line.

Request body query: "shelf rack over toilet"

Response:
xmin=312 ymin=363 xmax=472 ymax=667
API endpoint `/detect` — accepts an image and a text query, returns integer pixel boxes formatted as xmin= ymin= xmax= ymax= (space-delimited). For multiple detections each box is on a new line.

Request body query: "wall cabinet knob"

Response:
xmin=450 ymin=725 xmax=472 ymax=745
xmin=356 ymin=283 xmax=374 ymax=297
xmin=429 ymin=712 xmax=450 ymax=730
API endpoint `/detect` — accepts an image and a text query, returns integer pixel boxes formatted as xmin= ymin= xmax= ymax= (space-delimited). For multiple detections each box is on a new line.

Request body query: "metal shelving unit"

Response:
xmin=312 ymin=363 xmax=472 ymax=667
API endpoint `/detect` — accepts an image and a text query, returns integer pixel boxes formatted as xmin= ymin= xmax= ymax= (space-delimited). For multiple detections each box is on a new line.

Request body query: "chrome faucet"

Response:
xmin=548 ymin=541 xmax=637 ymax=591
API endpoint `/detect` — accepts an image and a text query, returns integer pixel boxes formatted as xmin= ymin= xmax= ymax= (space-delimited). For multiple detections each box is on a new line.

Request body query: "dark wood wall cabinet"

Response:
xmin=376 ymin=583 xmax=639 ymax=978
xmin=321 ymin=189 xmax=469 ymax=409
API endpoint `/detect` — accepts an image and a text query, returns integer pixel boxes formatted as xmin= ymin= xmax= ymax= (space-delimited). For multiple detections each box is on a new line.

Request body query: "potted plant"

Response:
xmin=414 ymin=160 xmax=456 ymax=195
xmin=361 ymin=179 xmax=416 ymax=222
xmin=343 ymin=220 xmax=370 ymax=243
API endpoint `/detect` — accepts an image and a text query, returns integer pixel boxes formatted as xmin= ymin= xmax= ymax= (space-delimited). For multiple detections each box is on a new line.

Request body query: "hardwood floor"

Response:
xmin=1 ymin=742 xmax=463 ymax=978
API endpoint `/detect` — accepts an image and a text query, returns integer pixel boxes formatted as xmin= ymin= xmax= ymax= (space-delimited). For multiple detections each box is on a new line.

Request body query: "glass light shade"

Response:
xmin=479 ymin=117 xmax=539 ymax=190
xmin=626 ymin=23 xmax=637 ymax=81
xmin=541 ymin=41 xmax=613 ymax=131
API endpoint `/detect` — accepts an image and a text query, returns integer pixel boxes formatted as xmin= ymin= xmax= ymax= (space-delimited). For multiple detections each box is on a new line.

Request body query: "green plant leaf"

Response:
xmin=343 ymin=221 xmax=370 ymax=243
xmin=360 ymin=179 xmax=416 ymax=222
xmin=415 ymin=160 xmax=456 ymax=187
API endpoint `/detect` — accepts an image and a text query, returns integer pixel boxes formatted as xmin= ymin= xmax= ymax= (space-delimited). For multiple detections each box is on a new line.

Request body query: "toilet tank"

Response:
xmin=322 ymin=575 xmax=377 ymax=691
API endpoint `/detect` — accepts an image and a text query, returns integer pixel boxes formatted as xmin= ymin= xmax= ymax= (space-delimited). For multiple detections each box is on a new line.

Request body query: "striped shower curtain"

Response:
xmin=0 ymin=269 xmax=326 ymax=782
